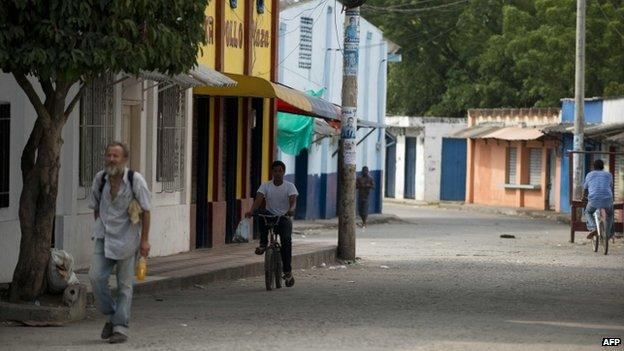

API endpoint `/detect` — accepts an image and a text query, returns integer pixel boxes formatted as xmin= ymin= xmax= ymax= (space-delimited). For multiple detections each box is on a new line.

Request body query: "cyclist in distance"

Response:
xmin=583 ymin=159 xmax=614 ymax=240
xmin=245 ymin=160 xmax=298 ymax=286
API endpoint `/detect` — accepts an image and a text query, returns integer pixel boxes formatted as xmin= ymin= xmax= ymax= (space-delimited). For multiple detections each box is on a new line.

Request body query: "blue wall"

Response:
xmin=561 ymin=99 xmax=603 ymax=124
xmin=287 ymin=170 xmax=382 ymax=220
xmin=559 ymin=134 xmax=573 ymax=213
xmin=559 ymin=134 xmax=602 ymax=213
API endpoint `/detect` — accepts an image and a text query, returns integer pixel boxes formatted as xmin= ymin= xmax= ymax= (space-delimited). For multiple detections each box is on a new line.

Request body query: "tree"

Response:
xmin=0 ymin=0 xmax=208 ymax=302
xmin=363 ymin=0 xmax=624 ymax=116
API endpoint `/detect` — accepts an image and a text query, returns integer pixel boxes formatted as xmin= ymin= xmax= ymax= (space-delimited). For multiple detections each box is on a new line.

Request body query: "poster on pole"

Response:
xmin=341 ymin=107 xmax=357 ymax=165
xmin=343 ymin=139 xmax=356 ymax=165
xmin=344 ymin=48 xmax=358 ymax=76
xmin=344 ymin=10 xmax=360 ymax=44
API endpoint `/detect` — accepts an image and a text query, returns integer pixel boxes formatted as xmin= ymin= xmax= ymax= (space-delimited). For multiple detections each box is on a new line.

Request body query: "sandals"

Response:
xmin=586 ymin=230 xmax=597 ymax=239
xmin=255 ymin=246 xmax=266 ymax=255
xmin=283 ymin=272 xmax=295 ymax=287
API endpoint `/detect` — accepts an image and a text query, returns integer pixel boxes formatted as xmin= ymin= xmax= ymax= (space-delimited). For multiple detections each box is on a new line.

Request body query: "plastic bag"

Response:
xmin=232 ymin=219 xmax=250 ymax=243
xmin=47 ymin=248 xmax=79 ymax=294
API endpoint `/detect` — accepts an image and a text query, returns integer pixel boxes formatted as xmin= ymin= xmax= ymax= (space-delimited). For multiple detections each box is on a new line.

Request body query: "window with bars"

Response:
xmin=299 ymin=16 xmax=313 ymax=69
xmin=507 ymin=147 xmax=517 ymax=184
xmin=529 ymin=148 xmax=542 ymax=185
xmin=0 ymin=103 xmax=10 ymax=208
xmin=156 ymin=86 xmax=186 ymax=192
xmin=79 ymin=74 xmax=115 ymax=188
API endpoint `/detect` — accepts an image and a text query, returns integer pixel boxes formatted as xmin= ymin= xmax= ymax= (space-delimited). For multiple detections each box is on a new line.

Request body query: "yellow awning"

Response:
xmin=193 ymin=74 xmax=341 ymax=121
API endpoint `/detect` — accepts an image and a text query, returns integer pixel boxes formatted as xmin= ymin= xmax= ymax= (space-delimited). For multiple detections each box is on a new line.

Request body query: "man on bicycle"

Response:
xmin=245 ymin=160 xmax=298 ymax=287
xmin=583 ymin=159 xmax=614 ymax=240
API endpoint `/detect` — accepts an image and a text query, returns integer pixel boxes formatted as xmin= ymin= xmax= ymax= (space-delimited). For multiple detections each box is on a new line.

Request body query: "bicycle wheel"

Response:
xmin=274 ymin=249 xmax=282 ymax=289
xmin=593 ymin=229 xmax=599 ymax=252
xmin=601 ymin=223 xmax=609 ymax=255
xmin=265 ymin=249 xmax=273 ymax=291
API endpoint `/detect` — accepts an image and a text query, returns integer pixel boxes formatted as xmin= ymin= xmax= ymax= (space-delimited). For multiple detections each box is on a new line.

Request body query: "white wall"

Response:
xmin=602 ymin=97 xmax=624 ymax=124
xmin=279 ymin=0 xmax=388 ymax=177
xmin=385 ymin=116 xmax=468 ymax=202
xmin=0 ymin=73 xmax=194 ymax=283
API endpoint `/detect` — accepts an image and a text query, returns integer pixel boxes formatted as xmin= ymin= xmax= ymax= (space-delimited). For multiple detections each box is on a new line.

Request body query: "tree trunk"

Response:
xmin=9 ymin=99 xmax=65 ymax=302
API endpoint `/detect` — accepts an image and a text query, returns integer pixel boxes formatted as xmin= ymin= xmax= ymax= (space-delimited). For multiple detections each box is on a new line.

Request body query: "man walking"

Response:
xmin=88 ymin=142 xmax=152 ymax=344
xmin=356 ymin=166 xmax=375 ymax=228
xmin=245 ymin=161 xmax=298 ymax=287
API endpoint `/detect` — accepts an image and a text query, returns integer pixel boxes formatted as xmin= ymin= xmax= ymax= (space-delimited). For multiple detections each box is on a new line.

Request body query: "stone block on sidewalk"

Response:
xmin=0 ymin=284 xmax=87 ymax=326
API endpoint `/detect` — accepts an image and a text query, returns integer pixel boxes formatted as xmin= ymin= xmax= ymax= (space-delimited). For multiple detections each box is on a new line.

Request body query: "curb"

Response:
xmin=87 ymin=246 xmax=337 ymax=303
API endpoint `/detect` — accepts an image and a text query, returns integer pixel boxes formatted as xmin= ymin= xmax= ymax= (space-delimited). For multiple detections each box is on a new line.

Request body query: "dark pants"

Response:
xmin=358 ymin=198 xmax=369 ymax=221
xmin=257 ymin=210 xmax=293 ymax=273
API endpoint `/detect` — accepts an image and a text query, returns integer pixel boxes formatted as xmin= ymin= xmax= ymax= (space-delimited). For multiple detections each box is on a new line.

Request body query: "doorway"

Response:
xmin=440 ymin=138 xmax=467 ymax=201
xmin=546 ymin=149 xmax=556 ymax=210
xmin=404 ymin=137 xmax=416 ymax=199
xmin=224 ymin=98 xmax=238 ymax=244
xmin=295 ymin=148 xmax=309 ymax=219
xmin=385 ymin=135 xmax=396 ymax=198
xmin=192 ymin=96 xmax=211 ymax=248
xmin=250 ymin=99 xmax=264 ymax=239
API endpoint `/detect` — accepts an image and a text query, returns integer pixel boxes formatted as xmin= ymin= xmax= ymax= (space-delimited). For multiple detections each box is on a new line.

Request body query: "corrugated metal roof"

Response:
xmin=585 ymin=123 xmax=624 ymax=138
xmin=139 ymin=64 xmax=236 ymax=88
xmin=190 ymin=65 xmax=237 ymax=87
xmin=541 ymin=122 xmax=624 ymax=139
xmin=484 ymin=126 xmax=544 ymax=140
xmin=449 ymin=124 xmax=503 ymax=138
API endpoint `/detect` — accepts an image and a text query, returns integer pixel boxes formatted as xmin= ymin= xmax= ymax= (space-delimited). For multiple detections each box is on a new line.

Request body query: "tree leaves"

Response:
xmin=364 ymin=0 xmax=624 ymax=116
xmin=0 ymin=0 xmax=209 ymax=83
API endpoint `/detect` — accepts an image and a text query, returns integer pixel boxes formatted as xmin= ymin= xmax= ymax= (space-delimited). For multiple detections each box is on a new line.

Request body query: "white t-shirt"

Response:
xmin=257 ymin=180 xmax=299 ymax=215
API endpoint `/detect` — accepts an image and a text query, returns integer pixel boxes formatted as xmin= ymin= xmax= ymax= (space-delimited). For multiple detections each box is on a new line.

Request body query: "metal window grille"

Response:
xmin=79 ymin=74 xmax=115 ymax=188
xmin=529 ymin=148 xmax=542 ymax=185
xmin=507 ymin=147 xmax=517 ymax=184
xmin=156 ymin=86 xmax=186 ymax=192
xmin=299 ymin=16 xmax=313 ymax=69
xmin=0 ymin=103 xmax=10 ymax=208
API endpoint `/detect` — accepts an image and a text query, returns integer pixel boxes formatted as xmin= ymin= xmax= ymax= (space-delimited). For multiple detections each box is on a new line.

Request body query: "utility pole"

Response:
xmin=572 ymin=0 xmax=586 ymax=201
xmin=338 ymin=4 xmax=362 ymax=260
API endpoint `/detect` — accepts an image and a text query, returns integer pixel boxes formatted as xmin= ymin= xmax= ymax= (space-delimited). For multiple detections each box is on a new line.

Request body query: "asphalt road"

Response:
xmin=1 ymin=203 xmax=622 ymax=351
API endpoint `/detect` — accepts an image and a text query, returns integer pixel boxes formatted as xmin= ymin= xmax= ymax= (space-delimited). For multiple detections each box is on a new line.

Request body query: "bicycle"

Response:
xmin=257 ymin=214 xmax=288 ymax=291
xmin=592 ymin=208 xmax=609 ymax=255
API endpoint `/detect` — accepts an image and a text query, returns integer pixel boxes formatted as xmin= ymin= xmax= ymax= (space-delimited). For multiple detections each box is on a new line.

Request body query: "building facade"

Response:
xmin=384 ymin=117 xmax=468 ymax=203
xmin=461 ymin=108 xmax=563 ymax=212
xmin=276 ymin=0 xmax=391 ymax=219
xmin=0 ymin=0 xmax=282 ymax=282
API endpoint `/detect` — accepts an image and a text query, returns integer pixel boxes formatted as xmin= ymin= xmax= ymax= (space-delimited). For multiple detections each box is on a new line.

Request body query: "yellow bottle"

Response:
xmin=136 ymin=256 xmax=147 ymax=281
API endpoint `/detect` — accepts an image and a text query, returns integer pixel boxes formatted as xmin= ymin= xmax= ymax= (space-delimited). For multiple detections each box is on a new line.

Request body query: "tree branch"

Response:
xmin=63 ymin=81 xmax=85 ymax=123
xmin=40 ymin=77 xmax=54 ymax=100
xmin=12 ymin=72 xmax=52 ymax=123
xmin=21 ymin=118 xmax=43 ymax=174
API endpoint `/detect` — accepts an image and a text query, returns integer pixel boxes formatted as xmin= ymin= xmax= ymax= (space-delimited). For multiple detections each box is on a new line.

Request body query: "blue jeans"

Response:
xmin=89 ymin=239 xmax=135 ymax=336
xmin=585 ymin=204 xmax=614 ymax=238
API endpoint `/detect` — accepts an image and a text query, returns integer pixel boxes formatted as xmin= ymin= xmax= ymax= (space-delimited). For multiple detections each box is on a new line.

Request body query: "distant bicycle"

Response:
xmin=592 ymin=208 xmax=609 ymax=255
xmin=257 ymin=214 xmax=290 ymax=290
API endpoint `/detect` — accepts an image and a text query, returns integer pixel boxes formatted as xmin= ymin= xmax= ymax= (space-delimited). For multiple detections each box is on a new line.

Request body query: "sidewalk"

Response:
xmin=77 ymin=241 xmax=336 ymax=303
xmin=384 ymin=198 xmax=570 ymax=224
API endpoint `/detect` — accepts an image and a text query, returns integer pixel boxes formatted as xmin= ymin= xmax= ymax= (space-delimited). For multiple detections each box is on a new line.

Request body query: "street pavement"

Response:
xmin=1 ymin=203 xmax=622 ymax=351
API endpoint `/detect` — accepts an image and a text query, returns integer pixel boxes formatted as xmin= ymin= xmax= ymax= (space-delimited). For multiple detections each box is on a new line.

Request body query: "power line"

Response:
xmin=363 ymin=0 xmax=469 ymax=13
xmin=598 ymin=3 xmax=624 ymax=39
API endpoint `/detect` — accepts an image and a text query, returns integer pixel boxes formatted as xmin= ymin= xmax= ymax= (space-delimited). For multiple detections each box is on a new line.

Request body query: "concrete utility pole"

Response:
xmin=572 ymin=0 xmax=586 ymax=200
xmin=338 ymin=4 xmax=362 ymax=260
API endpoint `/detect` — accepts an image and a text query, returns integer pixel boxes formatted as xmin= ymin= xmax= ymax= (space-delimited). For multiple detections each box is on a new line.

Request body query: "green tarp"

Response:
xmin=277 ymin=112 xmax=315 ymax=156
